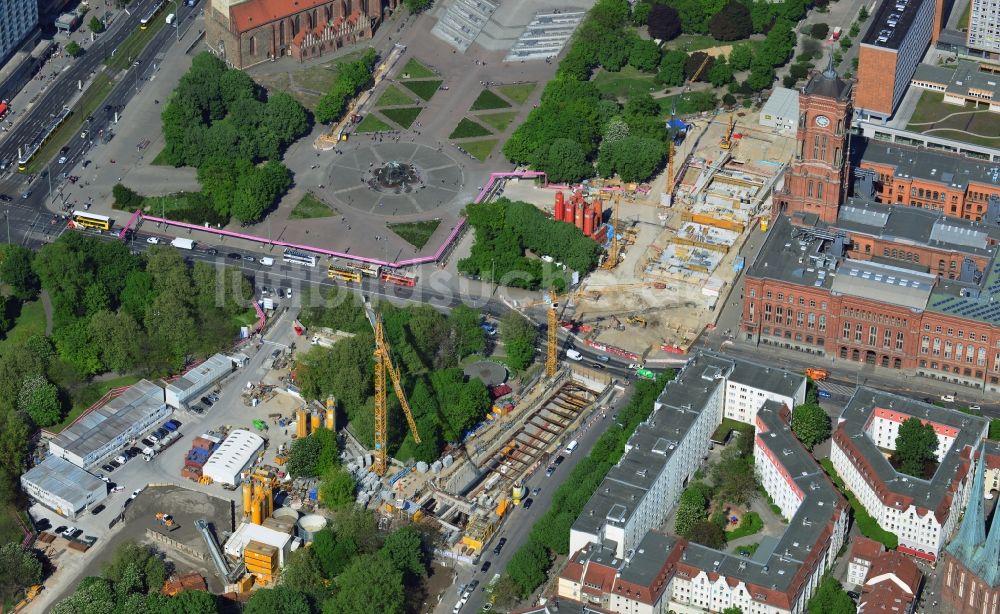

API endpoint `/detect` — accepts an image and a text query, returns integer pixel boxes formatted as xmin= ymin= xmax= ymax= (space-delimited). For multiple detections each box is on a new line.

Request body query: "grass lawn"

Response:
xmin=290 ymin=193 xmax=335 ymax=219
xmin=725 ymin=511 xmax=763 ymax=541
xmin=50 ymin=375 xmax=143 ymax=434
xmin=592 ymin=65 xmax=658 ymax=99
xmin=377 ymin=85 xmax=418 ymax=107
xmin=106 ymin=13 xmax=167 ymax=71
xmin=476 ymin=111 xmax=518 ymax=132
xmin=233 ymin=307 xmax=260 ymax=328
xmin=25 ymin=74 xmax=113 ymax=175
xmin=388 ymin=219 xmax=441 ymax=249
xmin=402 ymin=79 xmax=443 ymax=101
xmin=131 ymin=192 xmax=197 ymax=214
xmin=460 ymin=138 xmax=498 ymax=162
xmin=150 ymin=148 xmax=172 ymax=166
xmin=498 ymin=83 xmax=536 ymax=104
xmin=399 ymin=58 xmax=436 ymax=79
xmin=663 ymin=33 xmax=726 ymax=52
xmin=958 ymin=0 xmax=971 ymax=29
xmin=251 ymin=51 xmax=364 ymax=111
xmin=906 ymin=90 xmax=1000 ymax=146
xmin=470 ymin=89 xmax=512 ymax=111
xmin=382 ymin=107 xmax=423 ymax=129
xmin=0 ymin=298 xmax=47 ymax=354
xmin=449 ymin=118 xmax=492 ymax=139
xmin=356 ymin=114 xmax=393 ymax=133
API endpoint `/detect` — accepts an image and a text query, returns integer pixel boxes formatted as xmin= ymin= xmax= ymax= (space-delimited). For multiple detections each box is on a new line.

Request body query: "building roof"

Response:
xmin=228 ymin=0 xmax=330 ymax=33
xmin=201 ymin=429 xmax=264 ymax=484
xmin=50 ymin=379 xmax=164 ymax=463
xmin=513 ymin=600 xmax=613 ymax=614
xmin=850 ymin=536 xmax=885 ymax=564
xmin=860 ymin=0 xmax=924 ymax=50
xmin=914 ymin=61 xmax=1000 ymax=101
xmin=676 ymin=401 xmax=846 ymax=611
xmin=802 ymin=60 xmax=852 ymax=101
xmin=859 ymin=550 xmax=922 ymax=614
xmin=562 ymin=532 xmax=679 ymax=605
xmin=223 ymin=520 xmax=292 ymax=565
xmin=834 ymin=388 xmax=987 ymax=524
xmin=859 ymin=139 xmax=1000 ymax=190
xmin=761 ymin=87 xmax=800 ymax=120
xmin=166 ymin=353 xmax=233 ymax=395
xmin=20 ymin=455 xmax=105 ymax=510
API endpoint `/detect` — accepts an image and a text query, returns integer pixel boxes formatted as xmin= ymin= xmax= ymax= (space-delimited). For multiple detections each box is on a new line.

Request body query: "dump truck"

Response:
xmin=804 ymin=368 xmax=828 ymax=381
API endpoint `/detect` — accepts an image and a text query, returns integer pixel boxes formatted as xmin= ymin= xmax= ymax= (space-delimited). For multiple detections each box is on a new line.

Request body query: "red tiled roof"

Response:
xmin=859 ymin=550 xmax=922 ymax=614
xmin=230 ymin=0 xmax=329 ymax=33
xmin=850 ymin=537 xmax=884 ymax=564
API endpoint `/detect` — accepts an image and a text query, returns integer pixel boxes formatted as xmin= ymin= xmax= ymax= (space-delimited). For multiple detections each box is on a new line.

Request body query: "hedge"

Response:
xmin=820 ymin=458 xmax=898 ymax=549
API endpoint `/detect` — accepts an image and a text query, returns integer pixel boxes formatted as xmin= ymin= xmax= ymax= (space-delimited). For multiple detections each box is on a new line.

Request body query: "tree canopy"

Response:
xmin=791 ymin=402 xmax=831 ymax=450
xmin=708 ymin=2 xmax=752 ymax=41
xmin=647 ymin=4 xmax=682 ymax=41
xmin=806 ymin=576 xmax=857 ymax=614
xmin=315 ymin=49 xmax=378 ymax=124
xmin=893 ymin=417 xmax=939 ymax=477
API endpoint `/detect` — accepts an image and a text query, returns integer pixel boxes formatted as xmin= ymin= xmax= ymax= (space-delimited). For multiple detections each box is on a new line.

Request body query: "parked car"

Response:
xmin=596 ymin=355 xmax=610 ymax=362
xmin=545 ymin=466 xmax=555 ymax=477
xmin=492 ymin=537 xmax=507 ymax=555
xmin=146 ymin=237 xmax=159 ymax=244
xmin=54 ymin=525 xmax=67 ymax=536
xmin=166 ymin=419 xmax=182 ymax=429
xmin=243 ymin=255 xmax=256 ymax=263
xmin=227 ymin=252 xmax=241 ymax=260
xmin=90 ymin=504 xmax=106 ymax=515
xmin=132 ymin=487 xmax=144 ymax=497
xmin=522 ymin=498 xmax=534 ymax=509
xmin=190 ymin=405 xmax=204 ymax=414
xmin=115 ymin=455 xmax=128 ymax=465
xmin=141 ymin=438 xmax=154 ymax=447
xmin=941 ymin=394 xmax=956 ymax=402
xmin=817 ymin=390 xmax=832 ymax=399
xmin=155 ymin=428 xmax=169 ymax=439
xmin=201 ymin=396 xmax=214 ymax=406
xmin=554 ymin=455 xmax=565 ymax=465
xmin=62 ymin=526 xmax=80 ymax=539
xmin=102 ymin=464 xmax=116 ymax=472
xmin=109 ymin=459 xmax=121 ymax=468
xmin=590 ymin=362 xmax=606 ymax=369
xmin=479 ymin=560 xmax=491 ymax=573
xmin=532 ymin=487 xmax=541 ymax=496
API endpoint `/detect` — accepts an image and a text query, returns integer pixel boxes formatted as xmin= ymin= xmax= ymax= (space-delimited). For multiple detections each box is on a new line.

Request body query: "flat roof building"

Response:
xmin=21 ymin=455 xmax=107 ymax=519
xmin=966 ymin=0 xmax=1000 ymax=58
xmin=759 ymin=87 xmax=799 ymax=133
xmin=0 ymin=0 xmax=38 ymax=66
xmin=202 ymin=429 xmax=265 ymax=486
xmin=50 ymin=379 xmax=169 ymax=468
xmin=912 ymin=61 xmax=1000 ymax=112
xmin=165 ymin=353 xmax=234 ymax=409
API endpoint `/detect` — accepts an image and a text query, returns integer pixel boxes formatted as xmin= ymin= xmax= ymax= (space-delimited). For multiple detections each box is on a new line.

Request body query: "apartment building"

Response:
xmin=569 ymin=353 xmax=806 ymax=559
xmin=830 ymin=388 xmax=988 ymax=560
xmin=966 ymin=0 xmax=1000 ymax=58
xmin=0 ymin=0 xmax=38 ymax=64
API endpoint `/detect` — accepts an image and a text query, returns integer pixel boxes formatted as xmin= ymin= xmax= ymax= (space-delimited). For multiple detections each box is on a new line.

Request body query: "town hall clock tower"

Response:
xmin=775 ymin=60 xmax=853 ymax=225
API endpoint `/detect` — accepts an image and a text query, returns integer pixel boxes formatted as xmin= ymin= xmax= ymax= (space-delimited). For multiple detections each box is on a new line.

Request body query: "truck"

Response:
xmin=804 ymin=368 xmax=828 ymax=381
xmin=170 ymin=237 xmax=194 ymax=250
xmin=165 ymin=13 xmax=175 ymax=25
xmin=260 ymin=256 xmax=274 ymax=266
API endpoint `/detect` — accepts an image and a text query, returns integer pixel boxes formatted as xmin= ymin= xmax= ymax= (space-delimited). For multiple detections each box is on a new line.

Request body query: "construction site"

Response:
xmin=501 ymin=107 xmax=797 ymax=358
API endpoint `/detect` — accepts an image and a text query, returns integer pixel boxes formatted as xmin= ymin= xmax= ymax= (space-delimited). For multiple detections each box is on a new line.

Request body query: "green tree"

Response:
xmin=688 ymin=520 xmax=727 ymax=548
xmin=0 ymin=410 xmax=31 ymax=487
xmin=312 ymin=527 xmax=360 ymax=579
xmin=685 ymin=51 xmax=714 ymax=82
xmin=746 ymin=61 xmax=775 ymax=91
xmin=380 ymin=526 xmax=427 ymax=580
xmin=597 ymin=35 xmax=630 ymax=71
xmin=146 ymin=589 xmax=220 ymax=613
xmin=323 ymin=554 xmax=404 ymax=614
xmin=0 ymin=543 xmax=43 ymax=604
xmin=893 ymin=417 xmax=938 ymax=477
xmin=17 ymin=374 xmax=62 ymax=427
xmin=66 ymin=41 xmax=82 ymax=57
xmin=263 ymin=92 xmax=309 ymax=146
xmin=506 ymin=538 xmax=548 ymax=595
xmin=722 ymin=608 xmax=744 ymax=614
xmin=597 ymin=135 xmax=666 ymax=183
xmin=674 ymin=485 xmax=708 ymax=536
xmin=0 ymin=245 xmax=40 ymax=300
xmin=712 ymin=447 xmax=759 ymax=507
xmin=545 ymin=139 xmax=592 ymax=184
xmin=729 ymin=43 xmax=753 ymax=71
xmin=628 ymin=38 xmax=662 ymax=72
xmin=319 ymin=466 xmax=356 ymax=508
xmin=89 ymin=15 xmax=105 ymax=33
xmin=811 ymin=22 xmax=830 ymax=39
xmin=807 ymin=576 xmax=856 ymax=614
xmin=89 ymin=309 xmax=143 ymax=373
xmin=656 ymin=49 xmax=688 ymax=86
xmin=500 ymin=310 xmax=538 ymax=371
xmin=281 ymin=547 xmax=328 ymax=596
xmin=113 ymin=183 xmax=144 ymax=210
xmin=245 ymin=586 xmax=313 ymax=614
xmin=287 ymin=429 xmax=339 ymax=477
xmin=859 ymin=5 xmax=869 ymax=20
xmin=403 ymin=0 xmax=433 ymax=13
xmin=450 ymin=304 xmax=486 ymax=358
xmin=647 ymin=3 xmax=682 ymax=41
xmin=335 ymin=506 xmax=381 ymax=554
xmin=708 ymin=58 xmax=735 ymax=87
xmin=791 ymin=402 xmax=831 ymax=450
xmin=53 ymin=318 xmax=102 ymax=376
xmin=709 ymin=1 xmax=752 ymax=40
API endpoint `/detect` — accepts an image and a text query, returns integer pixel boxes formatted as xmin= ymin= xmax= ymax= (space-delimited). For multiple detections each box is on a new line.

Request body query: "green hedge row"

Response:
xmin=820 ymin=458 xmax=898 ymax=549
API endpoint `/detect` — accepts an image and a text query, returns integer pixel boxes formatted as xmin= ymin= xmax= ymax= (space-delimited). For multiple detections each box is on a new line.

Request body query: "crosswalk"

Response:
xmin=817 ymin=381 xmax=857 ymax=397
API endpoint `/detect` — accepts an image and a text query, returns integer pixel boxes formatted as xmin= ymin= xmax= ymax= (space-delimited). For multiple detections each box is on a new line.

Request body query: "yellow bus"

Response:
xmin=328 ymin=265 xmax=362 ymax=284
xmin=71 ymin=210 xmax=113 ymax=231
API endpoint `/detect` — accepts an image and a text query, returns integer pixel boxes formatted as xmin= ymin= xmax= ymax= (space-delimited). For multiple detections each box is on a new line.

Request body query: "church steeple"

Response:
xmin=946 ymin=444 xmax=987 ymax=567
xmin=973 ymin=449 xmax=1000 ymax=585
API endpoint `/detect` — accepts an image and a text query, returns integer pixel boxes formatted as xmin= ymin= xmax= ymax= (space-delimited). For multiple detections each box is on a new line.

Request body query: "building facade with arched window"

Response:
xmin=206 ymin=0 xmax=395 ymax=70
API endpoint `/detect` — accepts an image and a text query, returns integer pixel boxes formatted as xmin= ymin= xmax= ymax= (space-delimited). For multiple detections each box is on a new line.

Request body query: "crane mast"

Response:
xmin=365 ymin=302 xmax=421 ymax=475
xmin=546 ymin=289 xmax=558 ymax=378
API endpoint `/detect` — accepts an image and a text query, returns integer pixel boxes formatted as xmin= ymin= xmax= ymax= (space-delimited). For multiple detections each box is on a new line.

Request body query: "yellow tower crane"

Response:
xmin=546 ymin=289 xmax=558 ymax=378
xmin=364 ymin=301 xmax=421 ymax=475
xmin=601 ymin=195 xmax=622 ymax=270
xmin=667 ymin=141 xmax=675 ymax=196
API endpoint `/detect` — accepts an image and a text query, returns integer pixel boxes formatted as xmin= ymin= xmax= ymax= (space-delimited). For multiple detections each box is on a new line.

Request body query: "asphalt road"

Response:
xmin=449 ymin=385 xmax=636 ymax=614
xmin=1 ymin=0 xmax=199 ymax=205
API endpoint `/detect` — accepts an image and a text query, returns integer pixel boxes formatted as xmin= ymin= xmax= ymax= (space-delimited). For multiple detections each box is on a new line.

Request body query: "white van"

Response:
xmin=260 ymin=256 xmax=275 ymax=266
xmin=165 ymin=13 xmax=175 ymax=25
xmin=566 ymin=349 xmax=583 ymax=361
xmin=565 ymin=440 xmax=579 ymax=454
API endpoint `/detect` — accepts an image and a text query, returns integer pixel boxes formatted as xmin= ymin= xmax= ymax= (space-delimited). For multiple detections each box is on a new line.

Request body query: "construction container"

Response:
xmin=583 ymin=205 xmax=593 ymax=236
xmin=297 ymin=514 xmax=327 ymax=542
xmin=554 ymin=191 xmax=565 ymax=221
xmin=191 ymin=437 xmax=214 ymax=451
xmin=575 ymin=202 xmax=584 ymax=229
xmin=564 ymin=199 xmax=576 ymax=225
xmin=592 ymin=198 xmax=603 ymax=227
xmin=245 ymin=540 xmax=279 ymax=581
xmin=311 ymin=412 xmax=321 ymax=432
xmin=181 ymin=466 xmax=202 ymax=480
xmin=296 ymin=408 xmax=308 ymax=438
xmin=262 ymin=516 xmax=296 ymax=535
